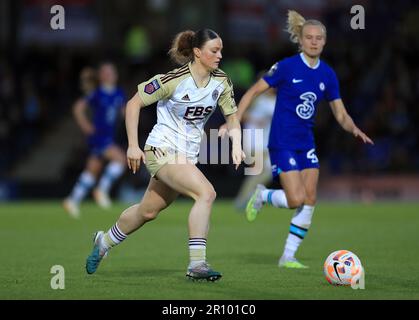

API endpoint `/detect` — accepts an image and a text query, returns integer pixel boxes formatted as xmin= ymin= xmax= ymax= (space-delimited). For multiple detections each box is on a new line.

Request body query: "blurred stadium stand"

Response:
xmin=1 ymin=0 xmax=419 ymax=201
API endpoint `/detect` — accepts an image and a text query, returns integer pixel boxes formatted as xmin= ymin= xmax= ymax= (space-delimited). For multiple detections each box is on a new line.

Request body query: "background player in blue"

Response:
xmin=63 ymin=62 xmax=127 ymax=218
xmin=222 ymin=10 xmax=373 ymax=268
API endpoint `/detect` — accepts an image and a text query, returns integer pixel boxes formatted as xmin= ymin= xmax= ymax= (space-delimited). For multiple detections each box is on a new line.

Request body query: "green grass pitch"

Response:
xmin=0 ymin=200 xmax=418 ymax=299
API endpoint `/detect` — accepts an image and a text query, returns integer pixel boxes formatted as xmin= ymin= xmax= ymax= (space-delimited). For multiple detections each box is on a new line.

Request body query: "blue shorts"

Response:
xmin=88 ymin=136 xmax=114 ymax=157
xmin=269 ymin=148 xmax=320 ymax=179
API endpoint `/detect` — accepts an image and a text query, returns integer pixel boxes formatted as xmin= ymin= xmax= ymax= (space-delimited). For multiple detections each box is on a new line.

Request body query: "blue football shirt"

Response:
xmin=263 ymin=53 xmax=340 ymax=150
xmin=86 ymin=86 xmax=126 ymax=142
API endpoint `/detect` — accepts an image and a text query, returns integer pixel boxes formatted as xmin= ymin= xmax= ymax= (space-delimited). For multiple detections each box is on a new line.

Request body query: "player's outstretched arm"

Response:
xmin=225 ymin=113 xmax=245 ymax=170
xmin=125 ymin=93 xmax=146 ymax=174
xmin=218 ymin=78 xmax=270 ymax=138
xmin=329 ymin=99 xmax=374 ymax=145
xmin=237 ymin=78 xmax=270 ymax=122
xmin=72 ymin=98 xmax=95 ymax=135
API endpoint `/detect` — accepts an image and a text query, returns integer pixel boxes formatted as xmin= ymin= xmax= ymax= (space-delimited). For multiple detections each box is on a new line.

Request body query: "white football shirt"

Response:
xmin=137 ymin=62 xmax=237 ymax=161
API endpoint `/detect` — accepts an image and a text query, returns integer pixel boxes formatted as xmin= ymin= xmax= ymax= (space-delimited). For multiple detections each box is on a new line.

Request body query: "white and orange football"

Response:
xmin=324 ymin=250 xmax=364 ymax=286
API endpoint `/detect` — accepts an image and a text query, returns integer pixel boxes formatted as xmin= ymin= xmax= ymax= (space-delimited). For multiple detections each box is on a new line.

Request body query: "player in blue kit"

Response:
xmin=223 ymin=10 xmax=373 ymax=268
xmin=63 ymin=63 xmax=127 ymax=218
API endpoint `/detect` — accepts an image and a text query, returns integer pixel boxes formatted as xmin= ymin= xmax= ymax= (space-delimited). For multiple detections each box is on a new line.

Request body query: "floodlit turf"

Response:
xmin=0 ymin=200 xmax=418 ymax=300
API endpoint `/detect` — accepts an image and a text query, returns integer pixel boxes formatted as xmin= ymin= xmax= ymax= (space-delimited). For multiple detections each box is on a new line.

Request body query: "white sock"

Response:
xmin=283 ymin=234 xmax=303 ymax=260
xmin=70 ymin=171 xmax=95 ymax=203
xmin=291 ymin=205 xmax=314 ymax=229
xmin=98 ymin=162 xmax=125 ymax=194
xmin=262 ymin=189 xmax=289 ymax=208
xmin=102 ymin=223 xmax=127 ymax=250
xmin=283 ymin=205 xmax=315 ymax=259
xmin=188 ymin=238 xmax=206 ymax=268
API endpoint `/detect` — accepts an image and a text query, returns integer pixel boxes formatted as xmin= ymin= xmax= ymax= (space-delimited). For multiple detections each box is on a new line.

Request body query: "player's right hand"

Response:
xmin=127 ymin=146 xmax=146 ymax=174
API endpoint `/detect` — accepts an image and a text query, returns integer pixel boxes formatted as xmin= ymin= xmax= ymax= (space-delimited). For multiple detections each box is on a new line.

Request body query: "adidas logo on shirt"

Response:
xmin=182 ymin=94 xmax=190 ymax=101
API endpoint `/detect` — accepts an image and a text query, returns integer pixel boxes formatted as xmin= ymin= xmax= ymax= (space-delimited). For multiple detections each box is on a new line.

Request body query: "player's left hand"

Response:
xmin=232 ymin=147 xmax=246 ymax=170
xmin=353 ymin=127 xmax=374 ymax=145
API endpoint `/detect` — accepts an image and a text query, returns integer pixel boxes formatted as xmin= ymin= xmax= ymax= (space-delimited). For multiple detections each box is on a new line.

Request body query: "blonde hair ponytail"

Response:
xmin=286 ymin=10 xmax=306 ymax=43
xmin=286 ymin=10 xmax=327 ymax=45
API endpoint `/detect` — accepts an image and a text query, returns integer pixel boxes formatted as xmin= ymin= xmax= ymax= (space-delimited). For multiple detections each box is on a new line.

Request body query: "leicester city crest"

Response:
xmin=212 ymin=89 xmax=219 ymax=101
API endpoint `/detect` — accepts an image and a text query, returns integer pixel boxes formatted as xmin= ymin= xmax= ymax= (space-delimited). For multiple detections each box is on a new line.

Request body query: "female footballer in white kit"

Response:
xmin=85 ymin=29 xmax=244 ymax=281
